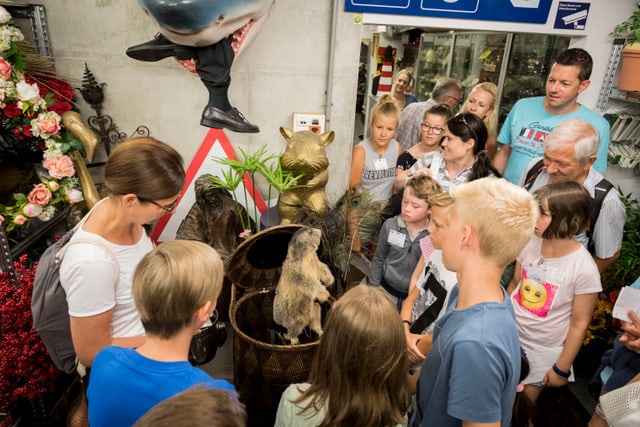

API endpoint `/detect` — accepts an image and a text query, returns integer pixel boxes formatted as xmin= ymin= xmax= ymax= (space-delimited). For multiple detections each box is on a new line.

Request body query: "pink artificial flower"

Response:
xmin=0 ymin=214 xmax=4 ymax=225
xmin=36 ymin=116 xmax=61 ymax=136
xmin=43 ymin=155 xmax=75 ymax=179
xmin=13 ymin=215 xmax=27 ymax=225
xmin=65 ymin=188 xmax=84 ymax=204
xmin=27 ymin=183 xmax=52 ymax=206
xmin=23 ymin=203 xmax=43 ymax=218
xmin=0 ymin=58 xmax=12 ymax=80
xmin=239 ymin=229 xmax=251 ymax=239
xmin=47 ymin=180 xmax=60 ymax=192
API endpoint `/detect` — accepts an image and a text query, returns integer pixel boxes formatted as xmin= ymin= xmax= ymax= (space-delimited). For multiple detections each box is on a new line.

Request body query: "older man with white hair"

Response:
xmin=519 ymin=117 xmax=626 ymax=274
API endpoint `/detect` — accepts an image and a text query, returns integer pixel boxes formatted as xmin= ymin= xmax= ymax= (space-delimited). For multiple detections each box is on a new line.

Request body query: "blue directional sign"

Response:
xmin=345 ymin=0 xmax=554 ymax=24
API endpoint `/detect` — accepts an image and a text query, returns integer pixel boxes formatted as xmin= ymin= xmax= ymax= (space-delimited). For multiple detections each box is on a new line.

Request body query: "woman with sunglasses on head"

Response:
xmin=60 ymin=137 xmax=185 ymax=369
xmin=404 ymin=112 xmax=501 ymax=192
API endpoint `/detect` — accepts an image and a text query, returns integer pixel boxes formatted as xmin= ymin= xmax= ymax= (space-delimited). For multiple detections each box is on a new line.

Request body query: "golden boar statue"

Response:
xmin=278 ymin=127 xmax=334 ymax=224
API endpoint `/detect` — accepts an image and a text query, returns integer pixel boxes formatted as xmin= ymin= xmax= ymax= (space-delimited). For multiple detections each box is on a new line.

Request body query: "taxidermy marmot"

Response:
xmin=273 ymin=227 xmax=334 ymax=344
xmin=175 ymin=174 xmax=249 ymax=266
xmin=278 ymin=127 xmax=334 ymax=224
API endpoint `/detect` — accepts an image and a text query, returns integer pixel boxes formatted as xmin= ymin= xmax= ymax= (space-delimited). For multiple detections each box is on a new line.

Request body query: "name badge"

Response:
xmin=388 ymin=229 xmax=405 ymax=247
xmin=373 ymin=157 xmax=388 ymax=171
xmin=527 ymin=265 xmax=547 ymax=284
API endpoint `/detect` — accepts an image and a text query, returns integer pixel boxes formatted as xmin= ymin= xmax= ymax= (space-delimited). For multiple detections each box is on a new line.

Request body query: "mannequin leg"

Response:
xmin=126 ymin=35 xmax=258 ymax=133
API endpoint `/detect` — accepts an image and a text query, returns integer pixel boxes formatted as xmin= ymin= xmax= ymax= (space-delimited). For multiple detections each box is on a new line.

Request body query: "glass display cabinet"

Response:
xmin=414 ymin=31 xmax=570 ymax=123
xmin=501 ymin=34 xmax=570 ymax=122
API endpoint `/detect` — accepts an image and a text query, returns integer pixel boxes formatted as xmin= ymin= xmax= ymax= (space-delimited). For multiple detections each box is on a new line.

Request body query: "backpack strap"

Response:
xmin=0 ymin=225 xmax=17 ymax=285
xmin=523 ymin=159 xmax=545 ymax=191
xmin=56 ymin=198 xmax=120 ymax=287
xmin=587 ymin=178 xmax=614 ymax=255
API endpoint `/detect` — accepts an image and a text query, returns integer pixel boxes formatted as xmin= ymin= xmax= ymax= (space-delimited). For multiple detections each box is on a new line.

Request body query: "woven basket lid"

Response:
xmin=225 ymin=224 xmax=305 ymax=290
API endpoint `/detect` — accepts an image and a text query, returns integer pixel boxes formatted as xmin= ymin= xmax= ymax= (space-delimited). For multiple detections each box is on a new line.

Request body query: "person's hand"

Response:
xmin=542 ymin=367 xmax=569 ymax=388
xmin=405 ymin=331 xmax=426 ymax=364
xmin=620 ymin=310 xmax=640 ymax=353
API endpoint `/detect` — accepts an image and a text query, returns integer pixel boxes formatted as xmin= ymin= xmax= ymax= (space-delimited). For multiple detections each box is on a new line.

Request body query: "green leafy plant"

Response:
xmin=585 ymin=189 xmax=640 ymax=345
xmin=209 ymin=145 xmax=305 ymax=237
xmin=301 ymin=188 xmax=386 ymax=297
xmin=612 ymin=2 xmax=640 ymax=46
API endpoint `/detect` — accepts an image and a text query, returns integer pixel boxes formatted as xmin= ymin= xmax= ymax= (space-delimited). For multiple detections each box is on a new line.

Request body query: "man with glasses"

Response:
xmin=396 ymin=78 xmax=462 ymax=151
xmin=494 ymin=48 xmax=610 ymax=184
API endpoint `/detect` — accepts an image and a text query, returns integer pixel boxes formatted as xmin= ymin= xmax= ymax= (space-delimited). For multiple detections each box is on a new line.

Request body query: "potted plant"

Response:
xmin=612 ymin=2 xmax=640 ymax=91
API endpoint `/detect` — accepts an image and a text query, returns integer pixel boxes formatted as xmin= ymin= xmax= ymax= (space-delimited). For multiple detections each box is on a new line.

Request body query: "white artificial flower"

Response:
xmin=0 ymin=23 xmax=24 ymax=52
xmin=37 ymin=205 xmax=56 ymax=222
xmin=0 ymin=7 xmax=12 ymax=24
xmin=23 ymin=203 xmax=43 ymax=218
xmin=16 ymin=80 xmax=39 ymax=101
xmin=65 ymin=188 xmax=84 ymax=204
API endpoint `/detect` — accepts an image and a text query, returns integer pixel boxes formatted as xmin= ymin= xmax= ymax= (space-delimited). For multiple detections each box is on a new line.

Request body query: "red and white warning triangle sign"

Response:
xmin=150 ymin=128 xmax=267 ymax=243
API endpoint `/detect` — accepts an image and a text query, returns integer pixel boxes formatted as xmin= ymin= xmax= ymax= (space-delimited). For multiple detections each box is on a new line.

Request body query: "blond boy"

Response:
xmin=401 ymin=191 xmax=457 ymax=364
xmin=412 ymin=178 xmax=537 ymax=427
xmin=88 ymin=240 xmax=235 ymax=427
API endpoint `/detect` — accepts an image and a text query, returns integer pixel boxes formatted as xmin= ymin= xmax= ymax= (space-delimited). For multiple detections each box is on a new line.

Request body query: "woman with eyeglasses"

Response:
xmin=405 ymin=113 xmax=501 ymax=192
xmin=394 ymin=103 xmax=453 ymax=193
xmin=60 ymin=137 xmax=185 ymax=368
xmin=460 ymin=82 xmax=499 ymax=160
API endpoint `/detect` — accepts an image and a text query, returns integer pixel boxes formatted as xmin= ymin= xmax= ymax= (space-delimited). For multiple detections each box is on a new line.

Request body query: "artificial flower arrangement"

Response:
xmin=0 ymin=5 xmax=84 ymax=232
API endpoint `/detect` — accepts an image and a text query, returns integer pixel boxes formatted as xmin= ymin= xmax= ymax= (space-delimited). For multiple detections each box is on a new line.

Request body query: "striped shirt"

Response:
xmin=519 ymin=159 xmax=626 ymax=259
xmin=409 ymin=151 xmax=472 ymax=192
xmin=396 ymin=98 xmax=438 ymax=151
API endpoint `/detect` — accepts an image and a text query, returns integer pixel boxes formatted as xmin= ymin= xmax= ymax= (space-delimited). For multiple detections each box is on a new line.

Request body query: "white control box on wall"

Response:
xmin=293 ymin=113 xmax=325 ymax=134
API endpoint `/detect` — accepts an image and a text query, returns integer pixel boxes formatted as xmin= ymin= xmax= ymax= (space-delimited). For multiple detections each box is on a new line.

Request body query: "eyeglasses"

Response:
xmin=454 ymin=114 xmax=479 ymax=145
xmin=137 ymin=195 xmax=180 ymax=213
xmin=421 ymin=122 xmax=445 ymax=135
xmin=446 ymin=95 xmax=460 ymax=105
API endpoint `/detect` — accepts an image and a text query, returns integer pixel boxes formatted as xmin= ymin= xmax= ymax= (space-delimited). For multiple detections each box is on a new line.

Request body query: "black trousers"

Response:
xmin=195 ymin=36 xmax=233 ymax=92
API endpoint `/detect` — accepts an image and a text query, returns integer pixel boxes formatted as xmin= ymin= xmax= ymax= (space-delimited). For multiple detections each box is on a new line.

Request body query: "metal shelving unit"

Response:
xmin=597 ymin=38 xmax=640 ymax=175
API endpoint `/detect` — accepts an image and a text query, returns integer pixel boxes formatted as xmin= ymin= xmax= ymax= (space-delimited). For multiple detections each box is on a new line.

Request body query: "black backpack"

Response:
xmin=31 ymin=219 xmax=118 ymax=374
xmin=523 ymin=158 xmax=614 ymax=254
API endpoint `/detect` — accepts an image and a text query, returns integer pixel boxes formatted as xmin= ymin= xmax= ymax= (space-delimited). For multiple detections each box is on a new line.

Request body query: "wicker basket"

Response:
xmin=226 ymin=225 xmax=321 ymax=426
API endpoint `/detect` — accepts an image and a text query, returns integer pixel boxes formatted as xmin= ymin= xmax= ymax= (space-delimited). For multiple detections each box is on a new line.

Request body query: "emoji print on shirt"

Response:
xmin=514 ymin=268 xmax=558 ymax=318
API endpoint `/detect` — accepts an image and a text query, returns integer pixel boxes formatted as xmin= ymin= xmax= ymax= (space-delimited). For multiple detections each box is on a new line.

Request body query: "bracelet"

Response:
xmin=402 ymin=320 xmax=412 ymax=326
xmin=552 ymin=363 xmax=571 ymax=378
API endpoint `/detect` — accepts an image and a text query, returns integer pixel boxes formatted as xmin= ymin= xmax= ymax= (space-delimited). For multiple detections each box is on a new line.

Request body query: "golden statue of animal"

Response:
xmin=278 ymin=127 xmax=334 ymax=224
xmin=273 ymin=227 xmax=334 ymax=344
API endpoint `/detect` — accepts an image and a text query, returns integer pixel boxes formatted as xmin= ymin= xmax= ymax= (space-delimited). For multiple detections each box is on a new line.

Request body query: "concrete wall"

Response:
xmin=16 ymin=0 xmax=362 ymax=203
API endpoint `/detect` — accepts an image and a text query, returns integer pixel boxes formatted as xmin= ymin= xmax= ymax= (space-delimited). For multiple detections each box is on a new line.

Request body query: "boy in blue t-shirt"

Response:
xmin=88 ymin=240 xmax=235 ymax=427
xmin=411 ymin=178 xmax=538 ymax=427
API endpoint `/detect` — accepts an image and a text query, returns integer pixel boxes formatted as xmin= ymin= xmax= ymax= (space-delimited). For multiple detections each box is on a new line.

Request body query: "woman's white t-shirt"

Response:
xmin=60 ymin=226 xmax=152 ymax=338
